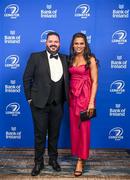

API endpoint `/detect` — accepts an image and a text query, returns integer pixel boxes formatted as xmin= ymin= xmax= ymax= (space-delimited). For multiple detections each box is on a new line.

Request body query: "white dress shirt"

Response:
xmin=47 ymin=51 xmax=63 ymax=82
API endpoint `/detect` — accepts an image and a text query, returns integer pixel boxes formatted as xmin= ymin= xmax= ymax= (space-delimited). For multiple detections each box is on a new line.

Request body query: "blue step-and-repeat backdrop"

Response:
xmin=0 ymin=0 xmax=130 ymax=148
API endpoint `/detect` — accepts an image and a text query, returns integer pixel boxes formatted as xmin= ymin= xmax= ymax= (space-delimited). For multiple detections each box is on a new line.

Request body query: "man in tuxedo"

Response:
xmin=23 ymin=32 xmax=69 ymax=176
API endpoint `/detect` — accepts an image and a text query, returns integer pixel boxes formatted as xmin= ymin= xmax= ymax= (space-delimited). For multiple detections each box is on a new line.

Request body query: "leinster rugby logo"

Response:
xmin=4 ymin=4 xmax=19 ymax=19
xmin=75 ymin=4 xmax=90 ymax=18
xmin=5 ymin=102 xmax=20 ymax=116
xmin=112 ymin=30 xmax=127 ymax=44
xmin=110 ymin=80 xmax=125 ymax=94
xmin=5 ymin=55 xmax=20 ymax=69
xmin=109 ymin=127 xmax=123 ymax=141
xmin=40 ymin=30 xmax=54 ymax=43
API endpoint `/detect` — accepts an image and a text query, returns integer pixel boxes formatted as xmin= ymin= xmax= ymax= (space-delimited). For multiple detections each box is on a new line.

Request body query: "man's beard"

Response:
xmin=46 ymin=45 xmax=60 ymax=55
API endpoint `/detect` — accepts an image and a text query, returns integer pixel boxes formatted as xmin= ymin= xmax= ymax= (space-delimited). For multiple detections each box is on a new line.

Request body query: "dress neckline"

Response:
xmin=72 ymin=64 xmax=86 ymax=67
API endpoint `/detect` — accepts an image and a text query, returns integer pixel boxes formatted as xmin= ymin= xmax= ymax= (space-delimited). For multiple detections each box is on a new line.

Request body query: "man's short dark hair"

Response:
xmin=47 ymin=32 xmax=60 ymax=40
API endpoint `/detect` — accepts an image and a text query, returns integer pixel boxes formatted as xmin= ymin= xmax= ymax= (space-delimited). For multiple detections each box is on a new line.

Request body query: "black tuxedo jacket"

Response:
xmin=23 ymin=51 xmax=69 ymax=108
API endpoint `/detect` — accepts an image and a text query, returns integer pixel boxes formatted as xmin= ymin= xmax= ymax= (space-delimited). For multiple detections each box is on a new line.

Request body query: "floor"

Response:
xmin=0 ymin=148 xmax=130 ymax=179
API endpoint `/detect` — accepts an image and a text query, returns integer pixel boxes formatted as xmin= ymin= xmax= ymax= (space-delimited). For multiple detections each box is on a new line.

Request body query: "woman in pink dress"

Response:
xmin=69 ymin=33 xmax=98 ymax=176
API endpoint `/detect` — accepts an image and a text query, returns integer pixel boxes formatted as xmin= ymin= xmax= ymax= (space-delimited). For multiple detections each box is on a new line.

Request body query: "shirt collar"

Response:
xmin=46 ymin=50 xmax=58 ymax=58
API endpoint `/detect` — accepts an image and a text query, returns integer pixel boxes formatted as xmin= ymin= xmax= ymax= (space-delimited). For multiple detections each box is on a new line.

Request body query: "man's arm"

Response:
xmin=23 ymin=53 xmax=35 ymax=101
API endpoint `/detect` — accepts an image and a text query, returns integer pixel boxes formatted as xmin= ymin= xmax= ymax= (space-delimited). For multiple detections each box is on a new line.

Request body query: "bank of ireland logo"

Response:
xmin=75 ymin=4 xmax=90 ymax=18
xmin=110 ymin=80 xmax=125 ymax=94
xmin=6 ymin=126 xmax=22 ymax=140
xmin=4 ymin=4 xmax=19 ymax=19
xmin=40 ymin=30 xmax=54 ymax=43
xmin=41 ymin=4 xmax=57 ymax=18
xmin=112 ymin=30 xmax=127 ymax=44
xmin=81 ymin=30 xmax=92 ymax=44
xmin=46 ymin=4 xmax=52 ymax=9
xmin=112 ymin=4 xmax=129 ymax=18
xmin=5 ymin=55 xmax=20 ymax=69
xmin=111 ymin=55 xmax=127 ymax=69
xmin=108 ymin=127 xmax=123 ymax=141
xmin=5 ymin=102 xmax=20 ymax=116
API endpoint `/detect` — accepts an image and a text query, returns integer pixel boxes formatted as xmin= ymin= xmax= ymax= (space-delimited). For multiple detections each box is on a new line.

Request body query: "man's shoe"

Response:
xmin=31 ymin=163 xmax=44 ymax=176
xmin=49 ymin=160 xmax=61 ymax=172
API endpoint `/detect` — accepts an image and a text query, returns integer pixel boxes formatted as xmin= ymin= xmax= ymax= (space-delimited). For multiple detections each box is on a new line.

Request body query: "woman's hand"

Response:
xmin=87 ymin=102 xmax=95 ymax=118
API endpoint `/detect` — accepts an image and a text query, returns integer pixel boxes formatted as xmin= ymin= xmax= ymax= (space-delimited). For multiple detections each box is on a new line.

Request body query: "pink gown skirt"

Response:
xmin=69 ymin=65 xmax=92 ymax=160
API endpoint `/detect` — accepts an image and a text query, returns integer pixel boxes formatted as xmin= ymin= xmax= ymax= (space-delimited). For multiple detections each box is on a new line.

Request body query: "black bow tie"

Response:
xmin=50 ymin=54 xmax=58 ymax=59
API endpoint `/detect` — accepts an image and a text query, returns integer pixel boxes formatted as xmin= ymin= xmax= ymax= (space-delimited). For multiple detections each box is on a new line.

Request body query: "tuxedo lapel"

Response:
xmin=59 ymin=54 xmax=66 ymax=76
xmin=40 ymin=52 xmax=67 ymax=79
xmin=40 ymin=51 xmax=51 ymax=77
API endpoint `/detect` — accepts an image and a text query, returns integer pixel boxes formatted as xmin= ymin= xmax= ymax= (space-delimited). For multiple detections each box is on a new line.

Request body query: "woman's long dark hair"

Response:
xmin=69 ymin=32 xmax=96 ymax=67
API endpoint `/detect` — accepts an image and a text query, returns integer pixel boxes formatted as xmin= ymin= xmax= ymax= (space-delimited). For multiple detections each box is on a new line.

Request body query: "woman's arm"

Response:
xmin=88 ymin=56 xmax=98 ymax=110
